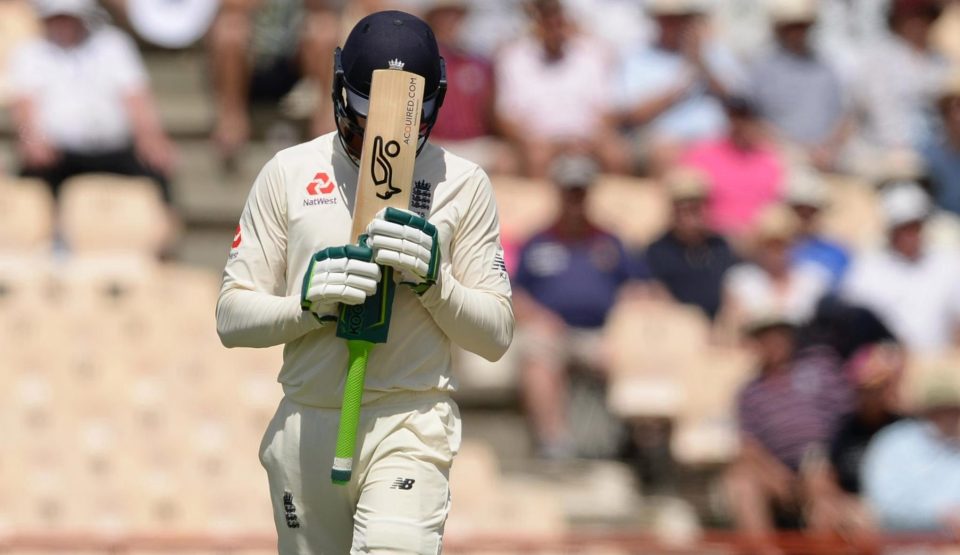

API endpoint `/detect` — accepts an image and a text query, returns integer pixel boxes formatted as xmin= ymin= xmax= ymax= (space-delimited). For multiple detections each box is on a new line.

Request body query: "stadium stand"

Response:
xmin=4 ymin=0 xmax=960 ymax=553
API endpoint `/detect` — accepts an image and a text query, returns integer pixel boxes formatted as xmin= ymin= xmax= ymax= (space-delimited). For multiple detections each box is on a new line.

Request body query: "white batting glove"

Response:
xmin=300 ymin=244 xmax=381 ymax=322
xmin=365 ymin=207 xmax=440 ymax=294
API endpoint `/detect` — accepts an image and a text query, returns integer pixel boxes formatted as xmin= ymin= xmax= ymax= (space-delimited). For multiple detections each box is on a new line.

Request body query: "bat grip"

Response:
xmin=331 ymin=339 xmax=373 ymax=484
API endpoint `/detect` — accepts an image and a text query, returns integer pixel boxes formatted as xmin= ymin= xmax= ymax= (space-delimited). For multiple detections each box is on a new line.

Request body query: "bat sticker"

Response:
xmin=371 ymin=136 xmax=403 ymax=200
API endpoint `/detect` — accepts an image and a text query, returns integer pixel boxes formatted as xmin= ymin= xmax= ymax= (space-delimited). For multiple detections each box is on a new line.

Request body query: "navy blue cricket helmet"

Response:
xmin=333 ymin=10 xmax=447 ymax=161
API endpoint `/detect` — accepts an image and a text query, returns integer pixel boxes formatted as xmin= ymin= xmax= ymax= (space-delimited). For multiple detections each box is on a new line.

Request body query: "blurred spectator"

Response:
xmin=725 ymin=313 xmax=852 ymax=542
xmin=848 ymin=0 xmax=949 ymax=174
xmin=208 ymin=0 xmax=341 ymax=160
xmin=494 ymin=0 xmax=626 ymax=177
xmin=922 ymin=72 xmax=960 ymax=215
xmin=803 ymin=342 xmax=904 ymax=536
xmin=842 ymin=181 xmax=960 ymax=354
xmin=784 ymin=169 xmax=849 ymax=288
xmin=617 ymin=0 xmax=745 ymax=175
xmin=645 ymin=168 xmax=738 ymax=320
xmin=749 ymin=0 xmax=851 ymax=172
xmin=815 ymin=0 xmax=890 ymax=85
xmin=513 ymin=155 xmax=635 ymax=458
xmin=424 ymin=0 xmax=515 ymax=174
xmin=863 ymin=375 xmax=960 ymax=532
xmin=720 ymin=204 xmax=831 ymax=336
xmin=7 ymin=0 xmax=174 ymax=201
xmin=680 ymin=97 xmax=785 ymax=238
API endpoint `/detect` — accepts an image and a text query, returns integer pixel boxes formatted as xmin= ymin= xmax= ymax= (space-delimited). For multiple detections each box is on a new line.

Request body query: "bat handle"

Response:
xmin=331 ymin=339 xmax=373 ymax=484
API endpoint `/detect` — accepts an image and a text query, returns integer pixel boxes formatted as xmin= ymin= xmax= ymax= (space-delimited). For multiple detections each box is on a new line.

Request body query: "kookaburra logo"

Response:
xmin=371 ymin=135 xmax=403 ymax=200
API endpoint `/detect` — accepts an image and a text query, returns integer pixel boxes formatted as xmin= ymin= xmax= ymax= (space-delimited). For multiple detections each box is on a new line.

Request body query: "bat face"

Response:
xmin=351 ymin=69 xmax=427 ymax=241
xmin=337 ymin=68 xmax=427 ymax=345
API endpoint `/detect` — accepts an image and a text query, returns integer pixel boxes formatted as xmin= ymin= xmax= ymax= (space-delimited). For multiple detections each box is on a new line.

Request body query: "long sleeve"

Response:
xmin=417 ymin=168 xmax=514 ymax=362
xmin=217 ymin=156 xmax=322 ymax=348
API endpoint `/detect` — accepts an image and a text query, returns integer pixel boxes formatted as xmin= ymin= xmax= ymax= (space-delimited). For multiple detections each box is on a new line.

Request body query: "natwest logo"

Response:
xmin=307 ymin=172 xmax=335 ymax=196
xmin=304 ymin=172 xmax=337 ymax=207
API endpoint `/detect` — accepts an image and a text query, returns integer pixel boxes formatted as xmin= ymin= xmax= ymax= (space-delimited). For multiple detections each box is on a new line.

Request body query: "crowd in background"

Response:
xmin=2 ymin=0 xmax=960 ymax=550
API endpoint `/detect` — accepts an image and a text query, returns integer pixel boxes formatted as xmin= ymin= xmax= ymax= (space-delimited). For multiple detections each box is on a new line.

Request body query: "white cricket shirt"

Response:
xmin=217 ymin=133 xmax=514 ymax=408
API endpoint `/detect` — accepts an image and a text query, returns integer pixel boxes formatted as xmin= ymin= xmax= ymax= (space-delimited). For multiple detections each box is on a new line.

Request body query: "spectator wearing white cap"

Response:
xmin=785 ymin=169 xmax=849 ymax=287
xmin=8 ymin=0 xmax=174 ymax=201
xmin=749 ymin=0 xmax=852 ymax=172
xmin=842 ymin=181 xmax=960 ymax=354
xmin=921 ymin=73 xmax=960 ymax=216
xmin=513 ymin=154 xmax=639 ymax=458
xmin=615 ymin=0 xmax=746 ymax=175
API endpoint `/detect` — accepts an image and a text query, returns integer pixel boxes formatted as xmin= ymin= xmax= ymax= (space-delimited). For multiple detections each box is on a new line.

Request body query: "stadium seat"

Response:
xmin=671 ymin=347 xmax=754 ymax=466
xmin=604 ymin=298 xmax=712 ymax=419
xmin=59 ymin=174 xmax=170 ymax=256
xmin=902 ymin=350 xmax=960 ymax=413
xmin=0 ymin=178 xmax=54 ymax=253
xmin=589 ymin=175 xmax=669 ymax=249
xmin=491 ymin=175 xmax=558 ymax=244
xmin=819 ymin=174 xmax=884 ymax=250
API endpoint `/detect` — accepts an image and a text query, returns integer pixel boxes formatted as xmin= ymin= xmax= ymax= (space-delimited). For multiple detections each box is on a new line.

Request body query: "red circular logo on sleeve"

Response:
xmin=232 ymin=225 xmax=242 ymax=249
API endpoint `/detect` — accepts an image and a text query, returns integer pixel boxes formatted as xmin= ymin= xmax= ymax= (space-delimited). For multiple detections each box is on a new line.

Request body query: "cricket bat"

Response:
xmin=331 ymin=68 xmax=426 ymax=484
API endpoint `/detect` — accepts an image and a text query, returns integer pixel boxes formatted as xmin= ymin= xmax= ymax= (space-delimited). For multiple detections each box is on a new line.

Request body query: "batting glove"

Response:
xmin=300 ymin=243 xmax=381 ymax=322
xmin=365 ymin=207 xmax=440 ymax=295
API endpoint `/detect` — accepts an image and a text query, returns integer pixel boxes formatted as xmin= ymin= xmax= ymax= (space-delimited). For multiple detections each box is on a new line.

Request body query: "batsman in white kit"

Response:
xmin=216 ymin=10 xmax=514 ymax=554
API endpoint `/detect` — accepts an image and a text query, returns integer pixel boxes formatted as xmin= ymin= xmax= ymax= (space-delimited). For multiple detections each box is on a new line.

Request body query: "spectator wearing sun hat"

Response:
xmin=645 ymin=168 xmax=738 ymax=320
xmin=615 ymin=0 xmax=746 ymax=174
xmin=749 ymin=0 xmax=852 ymax=172
xmin=719 ymin=203 xmax=832 ymax=337
xmin=784 ymin=168 xmax=849 ymax=287
xmin=862 ymin=374 xmax=960 ymax=532
xmin=842 ymin=181 xmax=960 ymax=354
xmin=725 ymin=307 xmax=853 ymax=541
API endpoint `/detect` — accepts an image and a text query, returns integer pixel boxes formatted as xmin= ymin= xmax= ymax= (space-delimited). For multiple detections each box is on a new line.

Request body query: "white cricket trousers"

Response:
xmin=259 ymin=392 xmax=461 ymax=554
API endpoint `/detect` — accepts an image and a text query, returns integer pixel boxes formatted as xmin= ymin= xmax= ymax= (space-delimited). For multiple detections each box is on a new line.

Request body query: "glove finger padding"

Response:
xmin=301 ymin=244 xmax=381 ymax=319
xmin=366 ymin=207 xmax=440 ymax=293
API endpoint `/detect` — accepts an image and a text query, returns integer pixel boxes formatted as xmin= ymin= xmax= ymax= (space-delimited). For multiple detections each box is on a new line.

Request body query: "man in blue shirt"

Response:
xmin=786 ymin=169 xmax=849 ymax=288
xmin=514 ymin=155 xmax=635 ymax=458
xmin=645 ymin=168 xmax=738 ymax=320
xmin=863 ymin=376 xmax=960 ymax=532
xmin=921 ymin=75 xmax=960 ymax=215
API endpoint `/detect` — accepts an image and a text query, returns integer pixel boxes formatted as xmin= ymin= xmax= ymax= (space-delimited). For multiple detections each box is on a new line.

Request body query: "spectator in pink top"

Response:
xmin=680 ymin=97 xmax=785 ymax=238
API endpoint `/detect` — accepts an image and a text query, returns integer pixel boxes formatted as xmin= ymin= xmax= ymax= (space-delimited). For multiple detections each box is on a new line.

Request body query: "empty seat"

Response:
xmin=0 ymin=178 xmax=54 ymax=253
xmin=672 ymin=347 xmax=754 ymax=466
xmin=604 ymin=298 xmax=711 ymax=419
xmin=589 ymin=175 xmax=669 ymax=249
xmin=59 ymin=174 xmax=169 ymax=256
xmin=819 ymin=174 xmax=884 ymax=250
xmin=491 ymin=176 xmax=558 ymax=244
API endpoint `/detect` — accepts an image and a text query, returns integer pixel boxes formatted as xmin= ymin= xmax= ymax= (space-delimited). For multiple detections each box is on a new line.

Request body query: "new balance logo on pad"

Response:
xmin=390 ymin=478 xmax=415 ymax=490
